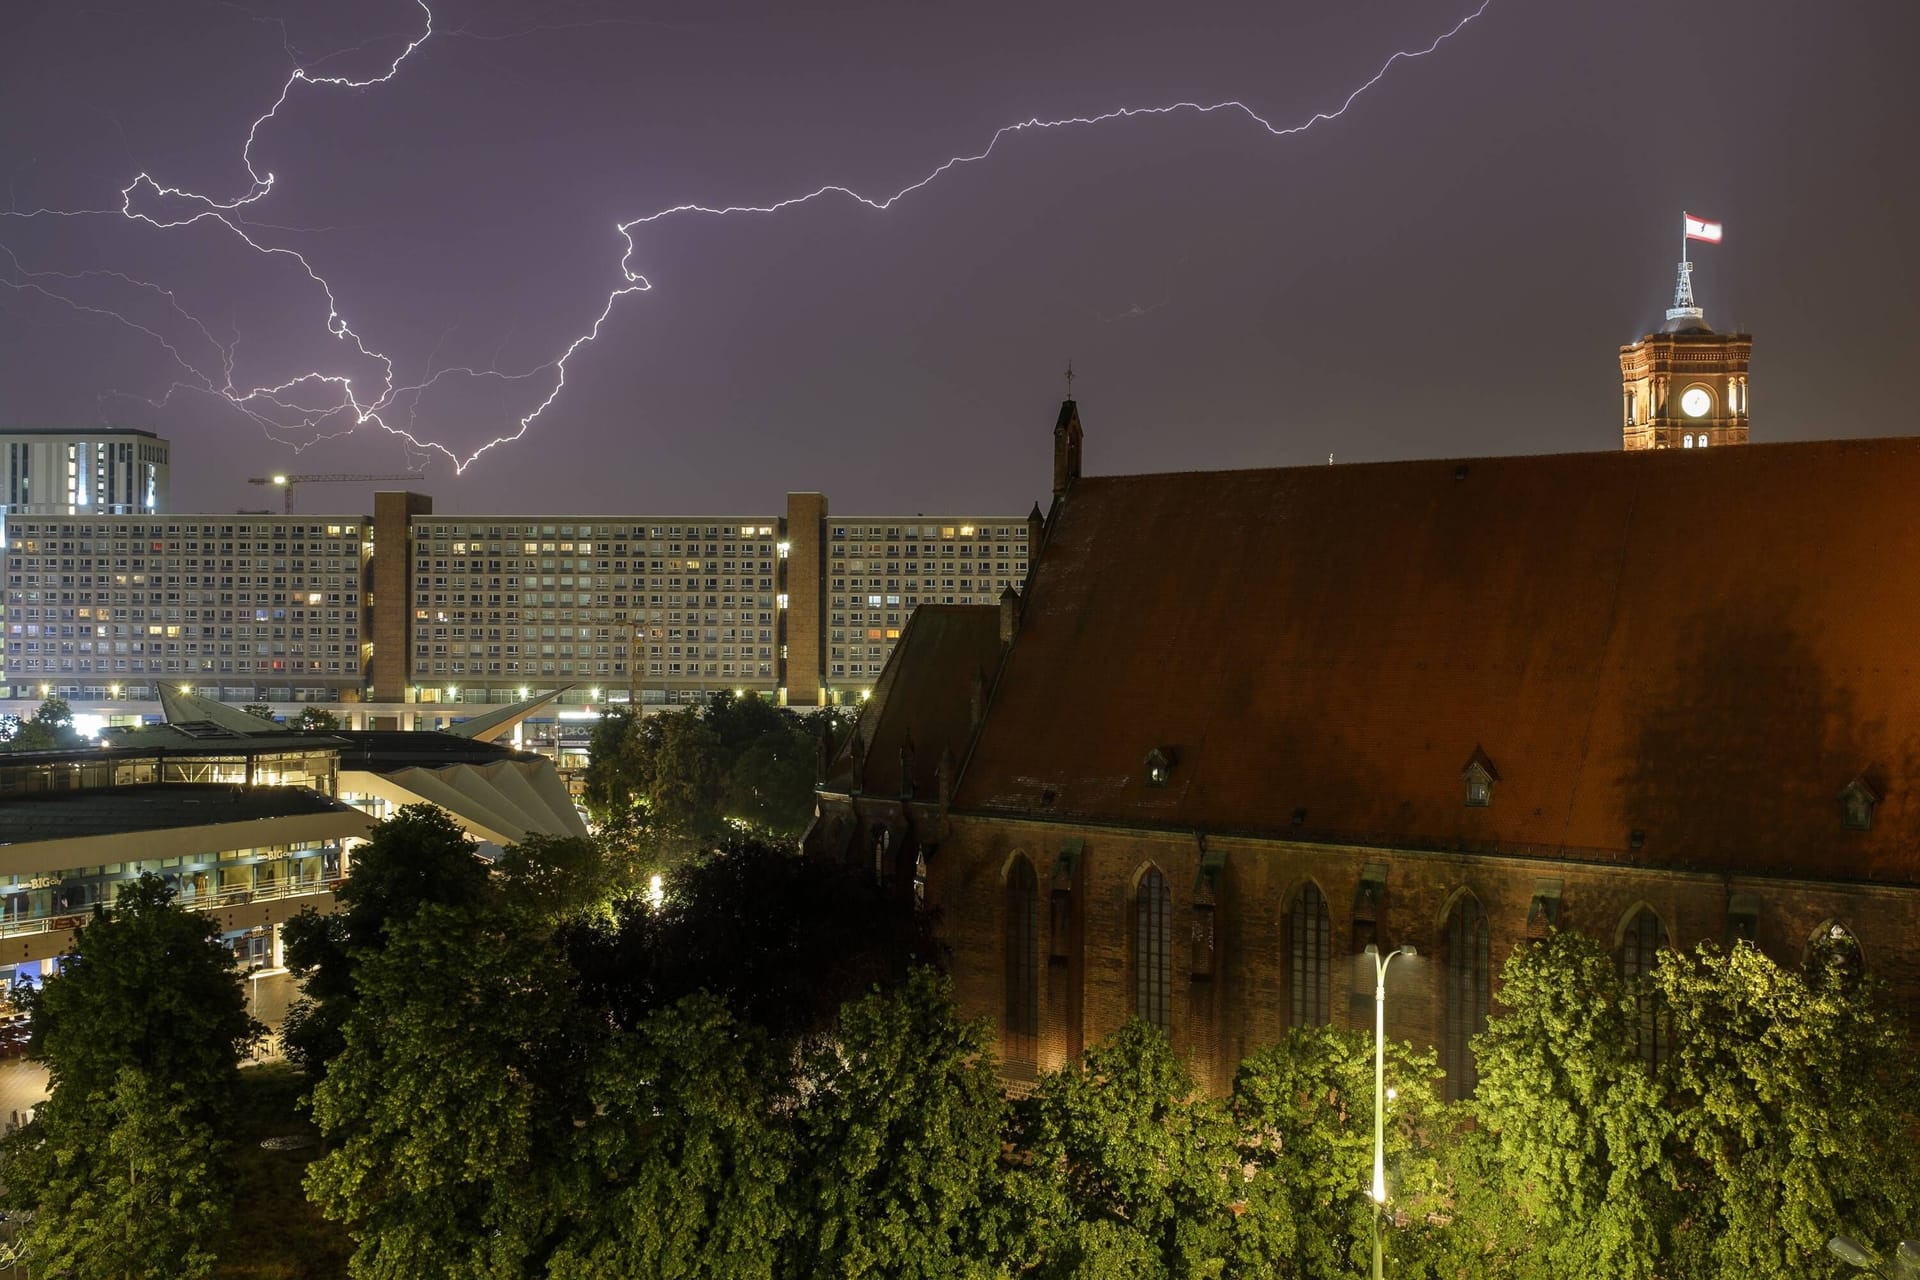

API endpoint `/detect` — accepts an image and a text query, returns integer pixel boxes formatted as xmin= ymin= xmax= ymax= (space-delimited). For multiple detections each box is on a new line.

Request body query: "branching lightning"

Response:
xmin=1 ymin=0 xmax=1493 ymax=473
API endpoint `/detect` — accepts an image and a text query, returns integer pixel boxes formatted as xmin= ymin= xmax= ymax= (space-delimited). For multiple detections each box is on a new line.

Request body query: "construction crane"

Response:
xmin=247 ymin=472 xmax=427 ymax=514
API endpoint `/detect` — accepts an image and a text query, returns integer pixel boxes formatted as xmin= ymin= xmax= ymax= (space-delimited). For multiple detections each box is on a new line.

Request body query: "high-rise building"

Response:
xmin=1 ymin=427 xmax=173 ymax=694
xmin=0 ymin=427 xmax=171 ymax=528
xmin=2 ymin=515 xmax=371 ymax=701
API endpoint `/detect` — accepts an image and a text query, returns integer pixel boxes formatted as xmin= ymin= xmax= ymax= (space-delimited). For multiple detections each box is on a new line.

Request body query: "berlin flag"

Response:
xmin=1685 ymin=213 xmax=1724 ymax=243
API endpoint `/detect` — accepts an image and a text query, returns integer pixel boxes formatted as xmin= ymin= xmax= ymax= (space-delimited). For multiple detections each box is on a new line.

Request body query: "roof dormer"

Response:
xmin=1143 ymin=747 xmax=1174 ymax=788
xmin=1840 ymin=776 xmax=1878 ymax=832
xmin=1462 ymin=748 xmax=1499 ymax=808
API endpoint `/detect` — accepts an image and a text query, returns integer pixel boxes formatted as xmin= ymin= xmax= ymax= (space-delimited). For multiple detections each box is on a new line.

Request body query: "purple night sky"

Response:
xmin=3 ymin=0 xmax=1917 ymax=517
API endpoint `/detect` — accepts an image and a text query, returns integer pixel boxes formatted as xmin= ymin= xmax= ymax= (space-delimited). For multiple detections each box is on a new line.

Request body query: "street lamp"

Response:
xmin=1363 ymin=942 xmax=1418 ymax=1280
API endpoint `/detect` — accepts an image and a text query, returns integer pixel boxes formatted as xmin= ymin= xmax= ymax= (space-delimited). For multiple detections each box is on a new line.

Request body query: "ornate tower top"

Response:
xmin=1619 ymin=215 xmax=1750 ymax=452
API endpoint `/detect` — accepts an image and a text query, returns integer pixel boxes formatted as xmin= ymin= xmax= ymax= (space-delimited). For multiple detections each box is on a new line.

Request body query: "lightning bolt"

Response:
xmin=2 ymin=0 xmax=1494 ymax=474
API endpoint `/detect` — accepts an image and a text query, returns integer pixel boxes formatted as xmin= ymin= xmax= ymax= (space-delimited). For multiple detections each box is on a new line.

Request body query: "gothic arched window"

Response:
xmin=1618 ymin=907 xmax=1670 ymax=1069
xmin=1004 ymin=856 xmax=1039 ymax=1063
xmin=1135 ymin=866 xmax=1172 ymax=1031
xmin=1444 ymin=894 xmax=1491 ymax=1100
xmin=1288 ymin=882 xmax=1332 ymax=1029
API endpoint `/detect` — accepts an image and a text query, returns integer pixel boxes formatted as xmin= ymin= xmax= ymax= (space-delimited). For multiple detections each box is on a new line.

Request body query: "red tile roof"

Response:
xmin=954 ymin=438 xmax=1920 ymax=882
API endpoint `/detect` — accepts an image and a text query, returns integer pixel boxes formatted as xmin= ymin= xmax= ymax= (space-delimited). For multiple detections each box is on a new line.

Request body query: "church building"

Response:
xmin=808 ymin=269 xmax=1918 ymax=1096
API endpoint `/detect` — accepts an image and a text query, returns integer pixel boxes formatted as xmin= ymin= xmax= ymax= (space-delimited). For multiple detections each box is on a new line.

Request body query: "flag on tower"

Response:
xmin=1684 ymin=213 xmax=1723 ymax=243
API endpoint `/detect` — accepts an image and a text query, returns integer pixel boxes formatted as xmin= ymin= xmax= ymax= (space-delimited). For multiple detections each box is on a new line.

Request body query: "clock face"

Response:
xmin=1680 ymin=387 xmax=1713 ymax=418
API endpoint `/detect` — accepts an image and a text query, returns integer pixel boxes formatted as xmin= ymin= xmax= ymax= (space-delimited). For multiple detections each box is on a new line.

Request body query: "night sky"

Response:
xmin=3 ymin=0 xmax=1917 ymax=517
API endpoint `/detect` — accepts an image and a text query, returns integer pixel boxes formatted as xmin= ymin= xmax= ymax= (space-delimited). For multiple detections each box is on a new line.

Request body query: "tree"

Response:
xmin=1016 ymin=1020 xmax=1238 ymax=1279
xmin=787 ymin=969 xmax=1011 ymax=1279
xmin=563 ymin=838 xmax=936 ymax=1041
xmin=1230 ymin=1026 xmax=1454 ymax=1279
xmin=721 ymin=721 xmax=819 ymax=837
xmin=298 ymin=705 xmax=341 ymax=730
xmin=281 ymin=804 xmax=493 ymax=1075
xmin=21 ymin=873 xmax=258 ymax=1106
xmin=3 ymin=696 xmax=84 ymax=751
xmin=1655 ymin=941 xmax=1920 ymax=1279
xmin=0 ymin=1068 xmax=230 ymax=1280
xmin=243 ymin=701 xmax=278 ymax=721
xmin=0 ymin=876 xmax=255 ymax=1277
xmin=306 ymin=902 xmax=589 ymax=1280
xmin=494 ymin=832 xmax=638 ymax=924
xmin=1470 ymin=930 xmax=1672 ymax=1280
xmin=545 ymin=995 xmax=792 ymax=1280
xmin=585 ymin=698 xmax=833 ymax=845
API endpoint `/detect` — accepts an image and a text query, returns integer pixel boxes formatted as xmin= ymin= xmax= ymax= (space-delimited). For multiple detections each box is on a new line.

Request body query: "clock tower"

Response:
xmin=1619 ymin=258 xmax=1751 ymax=451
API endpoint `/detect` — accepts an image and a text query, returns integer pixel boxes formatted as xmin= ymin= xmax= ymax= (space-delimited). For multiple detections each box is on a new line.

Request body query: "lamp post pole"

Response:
xmin=1365 ymin=943 xmax=1417 ymax=1280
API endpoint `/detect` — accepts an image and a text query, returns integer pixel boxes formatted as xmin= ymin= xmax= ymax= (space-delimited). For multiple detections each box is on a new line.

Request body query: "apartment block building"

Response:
xmin=2 ymin=491 xmax=1028 ymax=710
xmin=2 ymin=515 xmax=372 ymax=701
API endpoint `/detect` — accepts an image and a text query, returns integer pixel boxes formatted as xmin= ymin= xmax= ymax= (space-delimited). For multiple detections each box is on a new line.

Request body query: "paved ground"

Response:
xmin=0 ymin=967 xmax=301 ymax=1125
xmin=0 ymin=1060 xmax=48 ymax=1133
xmin=246 ymin=967 xmax=298 ymax=1063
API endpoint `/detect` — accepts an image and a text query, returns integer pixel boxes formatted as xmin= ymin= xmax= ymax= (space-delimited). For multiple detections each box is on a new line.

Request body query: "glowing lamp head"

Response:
xmin=271 ymin=474 xmax=289 ymax=486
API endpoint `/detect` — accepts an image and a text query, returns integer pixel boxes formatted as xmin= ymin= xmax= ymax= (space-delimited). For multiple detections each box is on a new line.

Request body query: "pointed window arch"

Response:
xmin=1288 ymin=882 xmax=1332 ymax=1028
xmin=1004 ymin=856 xmax=1039 ymax=1063
xmin=1618 ymin=906 xmax=1670 ymax=1068
xmin=1806 ymin=921 xmax=1865 ymax=989
xmin=1443 ymin=893 xmax=1491 ymax=1099
xmin=1135 ymin=866 xmax=1172 ymax=1031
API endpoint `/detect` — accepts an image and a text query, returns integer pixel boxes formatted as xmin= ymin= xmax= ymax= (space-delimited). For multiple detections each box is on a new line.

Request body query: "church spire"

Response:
xmin=1052 ymin=395 xmax=1082 ymax=501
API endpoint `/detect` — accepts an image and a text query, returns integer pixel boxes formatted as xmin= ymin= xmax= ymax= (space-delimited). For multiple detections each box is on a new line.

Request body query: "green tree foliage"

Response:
xmin=1473 ymin=930 xmax=1920 ymax=1280
xmin=298 ymin=705 xmax=341 ymax=730
xmin=1230 ymin=1026 xmax=1453 ymax=1279
xmin=305 ymin=901 xmax=590 ymax=1280
xmin=2 ymin=696 xmax=85 ymax=750
xmin=1656 ymin=941 xmax=1920 ymax=1278
xmin=493 ymin=832 xmax=637 ymax=924
xmin=0 ymin=876 xmax=255 ymax=1277
xmin=563 ymin=838 xmax=936 ymax=1042
xmin=1017 ymin=1020 xmax=1238 ymax=1279
xmin=281 ymin=804 xmax=493 ymax=1075
xmin=1 ymin=1068 xmax=230 ymax=1280
xmin=1471 ymin=930 xmax=1672 ymax=1280
xmin=243 ymin=701 xmax=278 ymax=721
xmin=546 ymin=995 xmax=792 ymax=1280
xmin=22 ymin=873 xmax=258 ymax=1105
xmin=788 ymin=970 xmax=1011 ymax=1280
xmin=582 ymin=694 xmax=835 ymax=844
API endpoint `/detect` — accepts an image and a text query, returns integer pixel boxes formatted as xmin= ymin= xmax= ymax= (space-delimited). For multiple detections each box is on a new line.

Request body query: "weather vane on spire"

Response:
xmin=1064 ymin=359 xmax=1076 ymax=400
xmin=1669 ymin=212 xmax=1724 ymax=323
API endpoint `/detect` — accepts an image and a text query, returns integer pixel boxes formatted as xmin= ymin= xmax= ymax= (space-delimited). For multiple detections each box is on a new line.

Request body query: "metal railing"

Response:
xmin=0 ymin=875 xmax=343 ymax=940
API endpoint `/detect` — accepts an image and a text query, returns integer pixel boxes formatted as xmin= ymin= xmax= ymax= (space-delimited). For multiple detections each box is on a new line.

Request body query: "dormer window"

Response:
xmin=1840 ymin=777 xmax=1878 ymax=831
xmin=1462 ymin=748 xmax=1499 ymax=808
xmin=1144 ymin=747 xmax=1173 ymax=788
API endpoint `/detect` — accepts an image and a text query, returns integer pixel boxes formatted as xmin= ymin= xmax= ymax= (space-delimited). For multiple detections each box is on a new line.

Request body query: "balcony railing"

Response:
xmin=0 ymin=875 xmax=344 ymax=940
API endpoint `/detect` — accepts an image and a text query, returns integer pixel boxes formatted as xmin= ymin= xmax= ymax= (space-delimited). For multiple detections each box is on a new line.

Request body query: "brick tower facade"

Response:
xmin=1620 ymin=260 xmax=1751 ymax=451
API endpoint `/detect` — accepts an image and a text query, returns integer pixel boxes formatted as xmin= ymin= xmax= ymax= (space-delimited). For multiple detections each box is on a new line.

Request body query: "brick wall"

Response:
xmin=927 ymin=815 xmax=1920 ymax=1094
